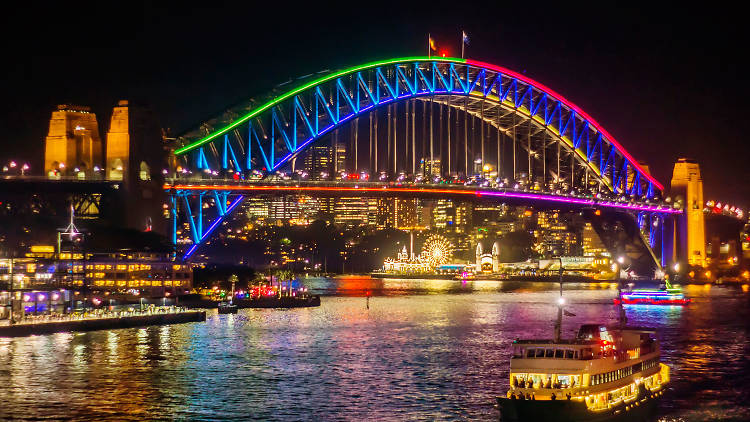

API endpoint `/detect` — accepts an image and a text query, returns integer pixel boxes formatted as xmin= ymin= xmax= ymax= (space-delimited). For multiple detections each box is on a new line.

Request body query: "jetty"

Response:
xmin=0 ymin=307 xmax=206 ymax=338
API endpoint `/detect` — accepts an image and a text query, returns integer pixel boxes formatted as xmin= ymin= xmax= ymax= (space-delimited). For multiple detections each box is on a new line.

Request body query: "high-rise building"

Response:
xmin=302 ymin=145 xmax=333 ymax=179
xmin=268 ymin=196 xmax=303 ymax=222
xmin=376 ymin=198 xmax=396 ymax=229
xmin=394 ymin=199 xmax=419 ymax=229
xmin=44 ymin=104 xmax=103 ymax=177
xmin=418 ymin=158 xmax=441 ymax=178
xmin=582 ymin=222 xmax=609 ymax=257
xmin=334 ymin=197 xmax=371 ymax=227
xmin=534 ymin=211 xmax=579 ymax=256
xmin=244 ymin=197 xmax=269 ymax=221
xmin=302 ymin=142 xmax=347 ymax=179
xmin=432 ymin=199 xmax=451 ymax=229
xmin=670 ymin=158 xmax=706 ymax=267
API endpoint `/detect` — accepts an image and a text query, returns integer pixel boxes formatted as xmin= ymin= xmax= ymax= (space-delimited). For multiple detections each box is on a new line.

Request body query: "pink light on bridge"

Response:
xmin=167 ymin=184 xmax=680 ymax=214
xmin=466 ymin=58 xmax=664 ymax=192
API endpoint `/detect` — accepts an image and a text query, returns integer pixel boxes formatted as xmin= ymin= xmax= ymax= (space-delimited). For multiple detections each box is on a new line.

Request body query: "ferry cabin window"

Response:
xmin=527 ymin=349 xmax=536 ymax=358
xmin=535 ymin=349 xmax=545 ymax=358
xmin=554 ymin=349 xmax=564 ymax=358
xmin=545 ymin=349 xmax=555 ymax=358
xmin=565 ymin=350 xmax=574 ymax=359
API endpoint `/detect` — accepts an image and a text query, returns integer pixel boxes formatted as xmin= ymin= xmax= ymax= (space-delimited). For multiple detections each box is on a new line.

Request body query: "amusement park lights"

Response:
xmin=421 ymin=234 xmax=454 ymax=267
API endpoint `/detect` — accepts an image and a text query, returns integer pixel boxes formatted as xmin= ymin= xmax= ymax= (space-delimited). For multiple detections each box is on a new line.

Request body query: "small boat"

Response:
xmin=614 ymin=279 xmax=690 ymax=305
xmin=217 ymin=275 xmax=239 ymax=314
xmin=217 ymin=301 xmax=238 ymax=314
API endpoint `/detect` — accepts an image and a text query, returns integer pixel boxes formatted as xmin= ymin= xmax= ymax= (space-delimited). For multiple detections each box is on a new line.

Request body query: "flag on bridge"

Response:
xmin=428 ymin=34 xmax=437 ymax=57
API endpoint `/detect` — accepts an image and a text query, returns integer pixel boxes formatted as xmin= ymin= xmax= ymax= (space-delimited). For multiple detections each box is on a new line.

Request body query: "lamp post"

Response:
xmin=554 ymin=257 xmax=564 ymax=343
xmin=616 ymin=255 xmax=628 ymax=327
xmin=8 ymin=256 xmax=15 ymax=324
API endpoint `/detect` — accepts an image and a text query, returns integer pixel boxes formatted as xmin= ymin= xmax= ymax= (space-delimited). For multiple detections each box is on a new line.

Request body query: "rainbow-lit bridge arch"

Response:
xmin=174 ymin=56 xmax=661 ymax=196
xmin=169 ymin=56 xmax=676 ymax=264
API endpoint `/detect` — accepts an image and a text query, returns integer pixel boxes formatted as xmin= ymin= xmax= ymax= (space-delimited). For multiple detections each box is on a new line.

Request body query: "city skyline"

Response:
xmin=1 ymin=2 xmax=749 ymax=207
xmin=2 ymin=6 xmax=750 ymax=420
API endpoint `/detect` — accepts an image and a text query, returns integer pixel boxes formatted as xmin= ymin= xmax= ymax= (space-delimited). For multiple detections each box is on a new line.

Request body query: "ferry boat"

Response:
xmin=497 ymin=324 xmax=669 ymax=421
xmin=613 ymin=279 xmax=690 ymax=306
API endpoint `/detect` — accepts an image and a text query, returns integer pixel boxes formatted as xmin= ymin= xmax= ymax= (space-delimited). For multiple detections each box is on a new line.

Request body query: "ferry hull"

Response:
xmin=498 ymin=388 xmax=660 ymax=422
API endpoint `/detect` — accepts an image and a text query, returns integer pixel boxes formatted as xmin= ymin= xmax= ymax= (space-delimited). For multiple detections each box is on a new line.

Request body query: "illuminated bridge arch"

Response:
xmin=170 ymin=57 xmax=676 ymax=263
xmin=174 ymin=57 xmax=663 ymax=198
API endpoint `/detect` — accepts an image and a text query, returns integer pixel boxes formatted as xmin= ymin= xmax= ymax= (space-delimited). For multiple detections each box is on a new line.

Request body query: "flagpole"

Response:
xmin=461 ymin=32 xmax=464 ymax=59
xmin=428 ymin=33 xmax=431 ymax=58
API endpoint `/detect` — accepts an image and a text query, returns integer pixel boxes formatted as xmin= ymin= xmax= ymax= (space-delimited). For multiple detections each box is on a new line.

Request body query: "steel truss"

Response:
xmin=169 ymin=189 xmax=245 ymax=259
xmin=174 ymin=57 xmax=661 ymax=197
xmin=169 ymin=57 xmax=672 ymax=261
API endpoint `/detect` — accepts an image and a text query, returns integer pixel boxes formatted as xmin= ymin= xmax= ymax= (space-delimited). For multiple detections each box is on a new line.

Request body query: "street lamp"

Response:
xmin=554 ymin=257 xmax=564 ymax=343
xmin=616 ymin=255 xmax=629 ymax=326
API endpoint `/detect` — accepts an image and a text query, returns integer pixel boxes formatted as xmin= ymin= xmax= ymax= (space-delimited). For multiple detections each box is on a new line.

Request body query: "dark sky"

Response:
xmin=2 ymin=1 xmax=748 ymax=207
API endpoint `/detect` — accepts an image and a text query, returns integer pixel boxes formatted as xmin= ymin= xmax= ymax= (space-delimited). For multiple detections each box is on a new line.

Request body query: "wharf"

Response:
xmin=182 ymin=296 xmax=321 ymax=309
xmin=371 ymin=272 xmax=606 ymax=283
xmin=0 ymin=308 xmax=206 ymax=338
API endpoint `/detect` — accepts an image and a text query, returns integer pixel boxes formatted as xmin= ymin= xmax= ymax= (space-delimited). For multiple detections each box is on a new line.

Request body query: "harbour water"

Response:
xmin=0 ymin=278 xmax=748 ymax=421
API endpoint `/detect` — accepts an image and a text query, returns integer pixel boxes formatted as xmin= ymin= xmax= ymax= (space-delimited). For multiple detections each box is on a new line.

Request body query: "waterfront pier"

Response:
xmin=0 ymin=307 xmax=205 ymax=337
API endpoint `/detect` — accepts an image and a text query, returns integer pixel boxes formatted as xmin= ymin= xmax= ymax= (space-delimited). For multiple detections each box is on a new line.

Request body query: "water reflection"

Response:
xmin=0 ymin=280 xmax=748 ymax=421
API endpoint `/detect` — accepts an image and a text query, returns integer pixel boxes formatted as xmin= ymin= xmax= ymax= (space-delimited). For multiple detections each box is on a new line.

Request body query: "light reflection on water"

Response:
xmin=0 ymin=279 xmax=748 ymax=421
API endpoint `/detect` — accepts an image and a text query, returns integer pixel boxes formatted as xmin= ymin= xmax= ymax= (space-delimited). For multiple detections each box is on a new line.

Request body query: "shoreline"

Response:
xmin=0 ymin=310 xmax=206 ymax=338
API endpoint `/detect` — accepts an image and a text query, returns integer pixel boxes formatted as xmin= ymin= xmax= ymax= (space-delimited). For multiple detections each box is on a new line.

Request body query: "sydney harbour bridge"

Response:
xmin=164 ymin=56 xmax=683 ymax=275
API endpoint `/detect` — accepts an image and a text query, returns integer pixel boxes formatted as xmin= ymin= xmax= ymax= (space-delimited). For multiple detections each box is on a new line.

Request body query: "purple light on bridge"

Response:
xmin=475 ymin=190 xmax=680 ymax=214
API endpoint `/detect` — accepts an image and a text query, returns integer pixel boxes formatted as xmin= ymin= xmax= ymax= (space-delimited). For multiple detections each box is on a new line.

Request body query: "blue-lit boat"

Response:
xmin=613 ymin=280 xmax=690 ymax=305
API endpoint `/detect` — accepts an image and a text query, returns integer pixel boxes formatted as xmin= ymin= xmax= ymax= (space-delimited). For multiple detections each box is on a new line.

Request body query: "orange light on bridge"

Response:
xmin=595 ymin=209 xmax=601 ymax=216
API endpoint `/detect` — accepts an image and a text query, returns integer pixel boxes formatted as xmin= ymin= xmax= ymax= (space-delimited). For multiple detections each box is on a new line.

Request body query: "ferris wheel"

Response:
xmin=421 ymin=234 xmax=454 ymax=267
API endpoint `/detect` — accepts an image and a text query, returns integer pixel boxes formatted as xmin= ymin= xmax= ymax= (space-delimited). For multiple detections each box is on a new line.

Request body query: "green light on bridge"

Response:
xmin=174 ymin=56 xmax=466 ymax=155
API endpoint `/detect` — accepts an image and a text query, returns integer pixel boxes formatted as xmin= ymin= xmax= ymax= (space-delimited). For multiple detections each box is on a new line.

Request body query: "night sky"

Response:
xmin=2 ymin=2 xmax=748 ymax=207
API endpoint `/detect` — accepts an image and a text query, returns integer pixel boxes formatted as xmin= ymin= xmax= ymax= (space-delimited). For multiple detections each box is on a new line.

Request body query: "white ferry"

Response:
xmin=497 ymin=324 xmax=669 ymax=421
